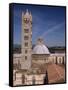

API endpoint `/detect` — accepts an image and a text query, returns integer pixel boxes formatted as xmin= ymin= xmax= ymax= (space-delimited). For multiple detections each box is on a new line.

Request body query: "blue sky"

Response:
xmin=13 ymin=4 xmax=66 ymax=47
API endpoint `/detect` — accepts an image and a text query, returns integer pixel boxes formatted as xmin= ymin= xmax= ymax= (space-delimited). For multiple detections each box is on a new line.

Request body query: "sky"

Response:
xmin=13 ymin=3 xmax=66 ymax=47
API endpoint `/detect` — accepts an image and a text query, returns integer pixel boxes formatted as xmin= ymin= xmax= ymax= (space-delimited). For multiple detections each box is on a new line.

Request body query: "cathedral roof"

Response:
xmin=33 ymin=44 xmax=50 ymax=54
xmin=33 ymin=38 xmax=50 ymax=54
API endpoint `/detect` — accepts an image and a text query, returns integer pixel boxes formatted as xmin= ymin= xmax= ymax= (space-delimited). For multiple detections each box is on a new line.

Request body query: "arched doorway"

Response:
xmin=43 ymin=70 xmax=49 ymax=84
xmin=32 ymin=76 xmax=35 ymax=85
xmin=22 ymin=74 xmax=25 ymax=84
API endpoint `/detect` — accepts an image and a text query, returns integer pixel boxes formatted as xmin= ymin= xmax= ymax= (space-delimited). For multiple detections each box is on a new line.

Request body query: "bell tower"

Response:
xmin=21 ymin=9 xmax=32 ymax=69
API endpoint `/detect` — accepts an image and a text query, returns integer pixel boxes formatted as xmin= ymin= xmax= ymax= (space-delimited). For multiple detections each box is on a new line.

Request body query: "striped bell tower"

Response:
xmin=21 ymin=9 xmax=32 ymax=69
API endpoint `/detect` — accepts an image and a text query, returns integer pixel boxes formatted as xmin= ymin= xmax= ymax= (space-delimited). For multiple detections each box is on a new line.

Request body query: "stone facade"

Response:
xmin=13 ymin=72 xmax=45 ymax=86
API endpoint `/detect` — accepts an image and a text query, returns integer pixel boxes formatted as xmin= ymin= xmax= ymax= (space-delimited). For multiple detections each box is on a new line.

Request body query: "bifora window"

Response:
xmin=25 ymin=50 xmax=28 ymax=53
xmin=25 ymin=42 xmax=28 ymax=47
xmin=25 ymin=56 xmax=27 ymax=60
xmin=24 ymin=36 xmax=29 ymax=40
xmin=24 ymin=29 xmax=29 ymax=33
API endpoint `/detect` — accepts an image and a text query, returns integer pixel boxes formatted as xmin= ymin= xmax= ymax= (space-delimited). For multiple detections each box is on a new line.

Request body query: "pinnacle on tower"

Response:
xmin=30 ymin=11 xmax=32 ymax=22
xmin=26 ymin=9 xmax=28 ymax=13
xmin=24 ymin=9 xmax=30 ymax=19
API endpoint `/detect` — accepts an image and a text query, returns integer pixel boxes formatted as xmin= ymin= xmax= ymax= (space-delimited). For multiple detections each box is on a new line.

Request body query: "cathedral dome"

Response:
xmin=33 ymin=38 xmax=50 ymax=54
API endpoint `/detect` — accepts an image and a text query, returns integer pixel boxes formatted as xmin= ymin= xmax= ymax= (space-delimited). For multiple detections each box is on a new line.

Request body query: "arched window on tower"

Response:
xmin=25 ymin=56 xmax=27 ymax=60
xmin=24 ymin=29 xmax=29 ymax=33
xmin=25 ymin=50 xmax=28 ymax=54
xmin=24 ymin=42 xmax=28 ymax=47
xmin=24 ymin=36 xmax=29 ymax=40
